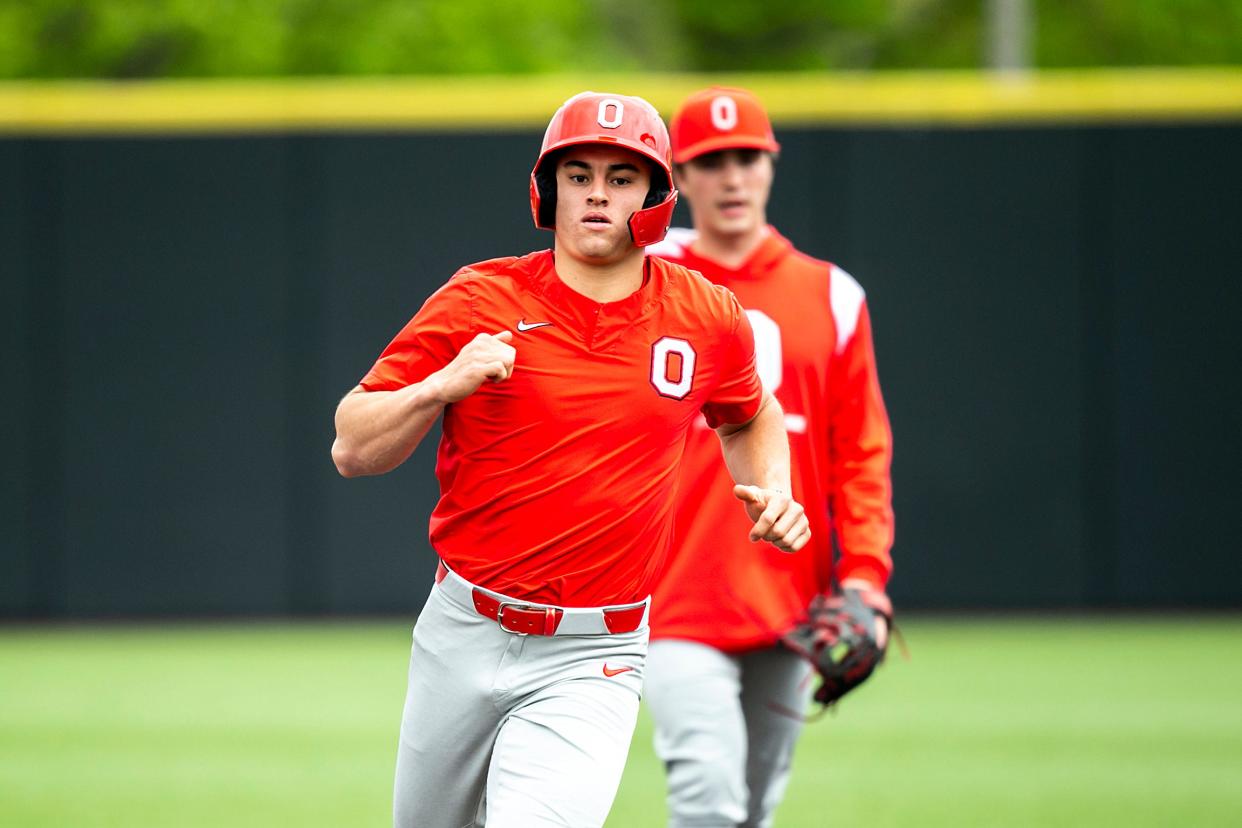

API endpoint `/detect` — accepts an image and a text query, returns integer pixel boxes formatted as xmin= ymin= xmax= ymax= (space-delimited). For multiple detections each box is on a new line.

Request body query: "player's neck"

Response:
xmin=691 ymin=223 xmax=770 ymax=270
xmin=552 ymin=246 xmax=647 ymax=303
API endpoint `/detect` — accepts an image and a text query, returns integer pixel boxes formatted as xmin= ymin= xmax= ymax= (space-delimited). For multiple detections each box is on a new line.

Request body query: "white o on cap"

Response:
xmin=710 ymin=95 xmax=738 ymax=131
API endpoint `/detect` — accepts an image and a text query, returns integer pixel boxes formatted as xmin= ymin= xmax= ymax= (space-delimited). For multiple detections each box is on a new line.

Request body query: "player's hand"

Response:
xmin=842 ymin=578 xmax=889 ymax=649
xmin=431 ymin=331 xmax=516 ymax=403
xmin=875 ymin=615 xmax=889 ymax=650
xmin=732 ymin=485 xmax=810 ymax=553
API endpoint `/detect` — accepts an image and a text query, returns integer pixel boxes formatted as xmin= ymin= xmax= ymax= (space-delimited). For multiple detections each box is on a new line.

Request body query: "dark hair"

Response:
xmin=534 ymin=148 xmax=671 ymax=227
xmin=673 ymin=148 xmax=779 ymax=174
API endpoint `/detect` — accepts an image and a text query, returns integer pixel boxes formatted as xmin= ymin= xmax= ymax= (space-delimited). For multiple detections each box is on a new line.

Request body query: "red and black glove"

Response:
xmin=781 ymin=586 xmax=892 ymax=708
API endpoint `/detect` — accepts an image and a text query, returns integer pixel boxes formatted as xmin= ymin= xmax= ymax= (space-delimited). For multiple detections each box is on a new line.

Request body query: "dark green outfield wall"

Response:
xmin=3 ymin=123 xmax=1240 ymax=616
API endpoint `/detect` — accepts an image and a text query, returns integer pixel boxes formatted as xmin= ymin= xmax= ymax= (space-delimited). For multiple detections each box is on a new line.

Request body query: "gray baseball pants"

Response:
xmin=393 ymin=573 xmax=648 ymax=828
xmin=645 ymin=639 xmax=812 ymax=828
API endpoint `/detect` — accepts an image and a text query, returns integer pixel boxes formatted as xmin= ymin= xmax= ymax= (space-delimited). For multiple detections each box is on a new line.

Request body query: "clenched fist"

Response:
xmin=431 ymin=331 xmax=516 ymax=403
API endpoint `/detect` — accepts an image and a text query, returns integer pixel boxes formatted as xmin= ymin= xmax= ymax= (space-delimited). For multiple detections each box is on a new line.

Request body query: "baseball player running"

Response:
xmin=331 ymin=91 xmax=810 ymax=828
xmin=644 ymin=87 xmax=895 ymax=828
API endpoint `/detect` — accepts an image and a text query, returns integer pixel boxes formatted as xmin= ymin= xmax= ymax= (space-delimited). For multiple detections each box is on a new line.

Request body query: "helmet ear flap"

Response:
xmin=642 ymin=167 xmax=672 ymax=211
xmin=533 ymin=153 xmax=560 ymax=229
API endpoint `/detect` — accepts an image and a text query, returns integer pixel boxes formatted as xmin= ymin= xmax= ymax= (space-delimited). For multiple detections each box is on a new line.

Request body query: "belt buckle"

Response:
xmin=496 ymin=601 xmax=533 ymax=636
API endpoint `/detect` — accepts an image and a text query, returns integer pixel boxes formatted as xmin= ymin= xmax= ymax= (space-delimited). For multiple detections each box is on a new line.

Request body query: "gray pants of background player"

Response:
xmin=393 ymin=578 xmax=647 ymax=828
xmin=646 ymin=640 xmax=812 ymax=828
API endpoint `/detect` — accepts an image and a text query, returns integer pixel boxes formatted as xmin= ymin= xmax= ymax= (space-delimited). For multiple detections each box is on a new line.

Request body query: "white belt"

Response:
xmin=435 ymin=561 xmax=650 ymax=636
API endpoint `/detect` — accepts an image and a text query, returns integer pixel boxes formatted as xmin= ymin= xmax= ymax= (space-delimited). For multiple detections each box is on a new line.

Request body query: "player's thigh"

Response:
xmin=739 ymin=646 xmax=813 ymax=828
xmin=646 ymin=639 xmax=749 ymax=824
xmin=647 ymin=639 xmax=746 ymax=759
xmin=393 ymin=586 xmax=509 ymax=828
xmin=485 ymin=650 xmax=644 ymax=827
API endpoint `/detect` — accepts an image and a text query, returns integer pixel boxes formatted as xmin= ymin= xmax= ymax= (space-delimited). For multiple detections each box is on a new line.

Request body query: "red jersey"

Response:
xmin=361 ymin=250 xmax=763 ymax=607
xmin=647 ymin=228 xmax=894 ymax=651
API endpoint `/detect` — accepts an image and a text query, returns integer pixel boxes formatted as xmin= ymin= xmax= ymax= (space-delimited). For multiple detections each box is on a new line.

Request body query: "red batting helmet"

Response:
xmin=669 ymin=86 xmax=781 ymax=165
xmin=530 ymin=91 xmax=678 ymax=248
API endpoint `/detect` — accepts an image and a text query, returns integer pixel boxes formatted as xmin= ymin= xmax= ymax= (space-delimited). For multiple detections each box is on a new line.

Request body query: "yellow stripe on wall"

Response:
xmin=2 ymin=69 xmax=1241 ymax=134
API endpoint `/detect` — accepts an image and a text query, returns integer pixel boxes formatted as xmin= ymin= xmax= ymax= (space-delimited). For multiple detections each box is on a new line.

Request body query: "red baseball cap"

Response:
xmin=669 ymin=86 xmax=781 ymax=164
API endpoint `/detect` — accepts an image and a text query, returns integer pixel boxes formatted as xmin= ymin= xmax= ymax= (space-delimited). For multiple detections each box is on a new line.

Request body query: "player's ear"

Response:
xmin=670 ymin=162 xmax=686 ymax=190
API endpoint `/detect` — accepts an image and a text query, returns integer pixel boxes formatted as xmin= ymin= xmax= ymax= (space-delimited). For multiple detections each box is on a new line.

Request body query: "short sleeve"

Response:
xmin=359 ymin=275 xmax=474 ymax=391
xmin=701 ymin=294 xmax=764 ymax=429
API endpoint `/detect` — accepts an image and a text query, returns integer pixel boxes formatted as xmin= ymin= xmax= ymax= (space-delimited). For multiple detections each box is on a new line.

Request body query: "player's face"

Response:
xmin=553 ymin=145 xmax=653 ymax=265
xmin=676 ymin=149 xmax=773 ymax=239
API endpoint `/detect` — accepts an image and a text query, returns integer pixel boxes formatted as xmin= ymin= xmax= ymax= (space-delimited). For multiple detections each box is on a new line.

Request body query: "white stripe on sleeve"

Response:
xmin=829 ymin=264 xmax=865 ymax=354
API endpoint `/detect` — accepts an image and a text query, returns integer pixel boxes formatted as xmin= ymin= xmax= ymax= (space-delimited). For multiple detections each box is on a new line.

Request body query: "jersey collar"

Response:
xmin=681 ymin=225 xmax=794 ymax=279
xmin=526 ymin=249 xmax=663 ymax=323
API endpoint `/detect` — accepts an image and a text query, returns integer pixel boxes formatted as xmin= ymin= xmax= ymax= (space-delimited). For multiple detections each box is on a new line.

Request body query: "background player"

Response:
xmin=644 ymin=87 xmax=895 ymax=828
xmin=331 ymin=91 xmax=809 ymax=828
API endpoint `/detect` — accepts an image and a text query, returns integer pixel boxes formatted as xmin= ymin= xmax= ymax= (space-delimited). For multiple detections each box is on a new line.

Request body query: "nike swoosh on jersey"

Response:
xmin=516 ymin=319 xmax=553 ymax=332
xmin=602 ymin=664 xmax=634 ymax=677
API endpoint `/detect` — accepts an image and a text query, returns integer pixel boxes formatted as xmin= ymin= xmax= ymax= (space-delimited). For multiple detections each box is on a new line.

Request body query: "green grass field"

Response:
xmin=2 ymin=616 xmax=1240 ymax=827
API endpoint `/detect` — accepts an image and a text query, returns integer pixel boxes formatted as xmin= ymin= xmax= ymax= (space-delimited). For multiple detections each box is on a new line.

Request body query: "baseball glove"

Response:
xmin=781 ymin=586 xmax=893 ymax=708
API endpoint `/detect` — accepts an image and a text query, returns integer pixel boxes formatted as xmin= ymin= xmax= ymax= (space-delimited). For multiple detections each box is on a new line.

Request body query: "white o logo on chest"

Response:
xmin=650 ymin=337 xmax=697 ymax=399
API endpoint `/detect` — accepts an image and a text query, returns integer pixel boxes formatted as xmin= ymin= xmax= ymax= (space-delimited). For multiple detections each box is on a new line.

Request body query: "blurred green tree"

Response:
xmin=0 ymin=0 xmax=1239 ymax=79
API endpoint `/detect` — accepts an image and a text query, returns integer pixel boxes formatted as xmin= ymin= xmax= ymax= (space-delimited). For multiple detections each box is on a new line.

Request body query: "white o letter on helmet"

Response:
xmin=650 ymin=337 xmax=697 ymax=399
xmin=710 ymin=95 xmax=738 ymax=131
xmin=597 ymin=98 xmax=624 ymax=129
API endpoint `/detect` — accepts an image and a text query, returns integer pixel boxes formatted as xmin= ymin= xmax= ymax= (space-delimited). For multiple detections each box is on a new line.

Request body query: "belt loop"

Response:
xmin=603 ymin=603 xmax=647 ymax=634
xmin=543 ymin=607 xmax=557 ymax=636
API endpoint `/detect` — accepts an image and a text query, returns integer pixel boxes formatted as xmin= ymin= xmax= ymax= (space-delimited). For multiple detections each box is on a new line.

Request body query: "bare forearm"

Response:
xmin=331 ymin=379 xmax=446 ymax=477
xmin=717 ymin=392 xmax=792 ymax=491
xmin=333 ymin=330 xmax=517 ymax=478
